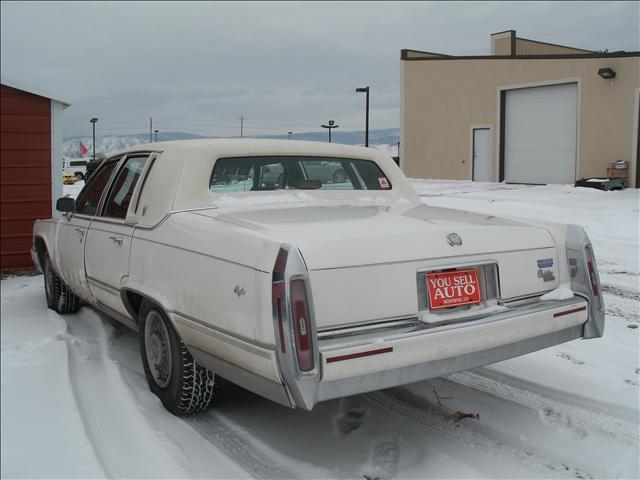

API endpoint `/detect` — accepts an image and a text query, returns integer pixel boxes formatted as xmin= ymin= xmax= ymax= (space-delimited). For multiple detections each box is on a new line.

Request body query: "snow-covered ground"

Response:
xmin=2 ymin=180 xmax=638 ymax=479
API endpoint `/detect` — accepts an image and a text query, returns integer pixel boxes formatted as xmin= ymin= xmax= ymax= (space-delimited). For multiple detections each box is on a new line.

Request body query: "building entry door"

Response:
xmin=473 ymin=128 xmax=491 ymax=182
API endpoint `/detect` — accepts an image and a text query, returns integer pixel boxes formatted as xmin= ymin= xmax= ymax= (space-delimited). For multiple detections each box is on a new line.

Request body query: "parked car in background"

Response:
xmin=62 ymin=172 xmax=76 ymax=185
xmin=32 ymin=139 xmax=604 ymax=416
xmin=63 ymin=158 xmax=87 ymax=181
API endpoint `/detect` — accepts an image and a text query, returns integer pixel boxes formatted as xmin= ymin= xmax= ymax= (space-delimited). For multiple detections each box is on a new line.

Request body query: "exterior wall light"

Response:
xmin=598 ymin=67 xmax=616 ymax=79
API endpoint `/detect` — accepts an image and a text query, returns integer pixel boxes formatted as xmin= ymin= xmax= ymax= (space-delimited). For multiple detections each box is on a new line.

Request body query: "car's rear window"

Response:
xmin=209 ymin=156 xmax=392 ymax=192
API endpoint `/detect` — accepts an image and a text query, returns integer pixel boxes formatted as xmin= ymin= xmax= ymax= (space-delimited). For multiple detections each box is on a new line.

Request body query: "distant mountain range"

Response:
xmin=63 ymin=129 xmax=400 ymax=157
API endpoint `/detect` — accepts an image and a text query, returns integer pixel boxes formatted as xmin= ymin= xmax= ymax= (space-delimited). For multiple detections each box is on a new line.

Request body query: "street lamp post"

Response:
xmin=154 ymin=129 xmax=159 ymax=142
xmin=355 ymin=86 xmax=369 ymax=147
xmin=321 ymin=120 xmax=339 ymax=143
xmin=90 ymin=117 xmax=98 ymax=161
xmin=288 ymin=131 xmax=293 ymax=140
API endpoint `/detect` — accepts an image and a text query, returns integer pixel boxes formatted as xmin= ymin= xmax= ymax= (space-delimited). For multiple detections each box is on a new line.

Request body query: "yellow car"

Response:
xmin=62 ymin=172 xmax=77 ymax=185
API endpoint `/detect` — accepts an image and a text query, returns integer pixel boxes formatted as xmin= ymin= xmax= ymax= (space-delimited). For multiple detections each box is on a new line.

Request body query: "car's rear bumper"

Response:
xmin=289 ymin=296 xmax=588 ymax=409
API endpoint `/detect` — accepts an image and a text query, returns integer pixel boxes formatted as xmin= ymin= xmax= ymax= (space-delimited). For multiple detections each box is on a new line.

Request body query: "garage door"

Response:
xmin=504 ymin=83 xmax=578 ymax=184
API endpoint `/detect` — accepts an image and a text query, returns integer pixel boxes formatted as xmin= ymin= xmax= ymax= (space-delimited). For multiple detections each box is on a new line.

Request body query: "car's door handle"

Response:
xmin=109 ymin=235 xmax=123 ymax=246
xmin=74 ymin=228 xmax=85 ymax=236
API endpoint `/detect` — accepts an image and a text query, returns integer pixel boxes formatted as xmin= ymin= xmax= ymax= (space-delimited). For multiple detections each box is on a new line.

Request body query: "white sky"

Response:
xmin=1 ymin=1 xmax=638 ymax=138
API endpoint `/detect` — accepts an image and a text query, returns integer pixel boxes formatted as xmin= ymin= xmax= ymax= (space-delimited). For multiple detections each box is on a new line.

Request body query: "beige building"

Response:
xmin=400 ymin=30 xmax=640 ymax=187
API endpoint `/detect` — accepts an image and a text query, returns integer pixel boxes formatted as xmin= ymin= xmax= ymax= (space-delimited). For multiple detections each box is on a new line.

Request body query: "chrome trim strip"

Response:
xmin=88 ymin=218 xmax=134 ymax=228
xmin=317 ymin=296 xmax=587 ymax=352
xmin=131 ymin=236 xmax=270 ymax=273
xmin=88 ymin=225 xmax=134 ymax=235
xmin=133 ymin=209 xmax=217 ymax=232
xmin=87 ymin=275 xmax=120 ymax=295
xmin=94 ymin=300 xmax=138 ymax=331
xmin=311 ymin=247 xmax=556 ymax=271
xmin=415 ymin=258 xmax=498 ymax=273
xmin=318 ymin=318 xmax=418 ymax=339
xmin=170 ymin=310 xmax=274 ymax=354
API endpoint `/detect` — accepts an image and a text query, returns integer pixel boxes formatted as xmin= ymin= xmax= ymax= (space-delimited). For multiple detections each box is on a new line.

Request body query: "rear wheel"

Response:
xmin=43 ymin=253 xmax=80 ymax=314
xmin=139 ymin=301 xmax=218 ymax=415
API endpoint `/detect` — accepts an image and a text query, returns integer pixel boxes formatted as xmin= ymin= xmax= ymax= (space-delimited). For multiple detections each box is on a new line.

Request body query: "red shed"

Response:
xmin=1 ymin=77 xmax=69 ymax=271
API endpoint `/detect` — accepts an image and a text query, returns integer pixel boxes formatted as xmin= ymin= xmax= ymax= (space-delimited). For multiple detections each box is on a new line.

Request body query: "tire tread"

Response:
xmin=139 ymin=301 xmax=218 ymax=416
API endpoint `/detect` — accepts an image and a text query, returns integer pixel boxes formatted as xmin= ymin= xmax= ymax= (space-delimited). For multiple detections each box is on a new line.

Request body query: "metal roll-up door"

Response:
xmin=505 ymin=83 xmax=578 ymax=184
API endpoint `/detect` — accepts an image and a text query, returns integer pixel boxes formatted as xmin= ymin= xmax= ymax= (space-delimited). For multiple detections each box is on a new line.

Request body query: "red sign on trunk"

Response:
xmin=427 ymin=269 xmax=482 ymax=309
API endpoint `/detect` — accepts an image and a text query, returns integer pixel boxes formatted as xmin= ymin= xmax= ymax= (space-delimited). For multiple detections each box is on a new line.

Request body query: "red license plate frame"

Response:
xmin=426 ymin=269 xmax=482 ymax=310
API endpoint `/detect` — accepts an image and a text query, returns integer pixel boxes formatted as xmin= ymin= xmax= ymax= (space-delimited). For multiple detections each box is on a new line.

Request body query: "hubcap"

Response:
xmin=144 ymin=311 xmax=172 ymax=388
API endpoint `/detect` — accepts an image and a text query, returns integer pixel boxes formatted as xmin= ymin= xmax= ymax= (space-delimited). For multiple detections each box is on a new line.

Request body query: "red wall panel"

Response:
xmin=0 ymin=83 xmax=52 ymax=271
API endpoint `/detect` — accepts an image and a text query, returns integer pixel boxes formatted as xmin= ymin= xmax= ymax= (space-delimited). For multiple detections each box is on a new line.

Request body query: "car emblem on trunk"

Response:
xmin=446 ymin=233 xmax=462 ymax=246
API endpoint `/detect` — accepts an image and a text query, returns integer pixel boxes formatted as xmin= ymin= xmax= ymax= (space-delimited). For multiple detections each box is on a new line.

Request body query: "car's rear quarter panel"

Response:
xmin=128 ymin=213 xmax=283 ymax=381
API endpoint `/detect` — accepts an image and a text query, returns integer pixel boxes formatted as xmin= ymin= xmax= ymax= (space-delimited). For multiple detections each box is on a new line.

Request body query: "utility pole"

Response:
xmin=90 ymin=117 xmax=98 ymax=161
xmin=239 ymin=116 xmax=246 ymax=138
xmin=321 ymin=120 xmax=339 ymax=143
xmin=356 ymin=86 xmax=370 ymax=147
xmin=149 ymin=117 xmax=153 ymax=143
xmin=154 ymin=130 xmax=159 ymax=142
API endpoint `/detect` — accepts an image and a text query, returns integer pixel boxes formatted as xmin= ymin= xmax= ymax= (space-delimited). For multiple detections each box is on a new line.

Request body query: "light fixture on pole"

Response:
xmin=89 ymin=117 xmax=98 ymax=161
xmin=154 ymin=129 xmax=159 ymax=142
xmin=321 ymin=120 xmax=339 ymax=143
xmin=355 ymin=86 xmax=370 ymax=147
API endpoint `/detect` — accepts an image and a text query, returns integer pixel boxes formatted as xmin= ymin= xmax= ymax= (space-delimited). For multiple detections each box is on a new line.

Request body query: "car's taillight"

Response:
xmin=272 ymin=248 xmax=288 ymax=353
xmin=585 ymin=246 xmax=602 ymax=310
xmin=290 ymin=279 xmax=314 ymax=372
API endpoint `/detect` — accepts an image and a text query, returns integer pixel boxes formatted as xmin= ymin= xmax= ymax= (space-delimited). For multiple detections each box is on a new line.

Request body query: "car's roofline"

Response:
xmin=113 ymin=138 xmax=386 ymax=159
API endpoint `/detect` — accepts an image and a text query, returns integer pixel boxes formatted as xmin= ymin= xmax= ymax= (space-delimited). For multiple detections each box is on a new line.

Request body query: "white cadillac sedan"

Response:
xmin=32 ymin=139 xmax=604 ymax=415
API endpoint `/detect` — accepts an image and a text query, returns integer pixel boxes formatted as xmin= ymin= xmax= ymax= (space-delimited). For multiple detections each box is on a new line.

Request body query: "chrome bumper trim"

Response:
xmin=315 ymin=324 xmax=583 ymax=403
xmin=317 ymin=296 xmax=584 ymax=352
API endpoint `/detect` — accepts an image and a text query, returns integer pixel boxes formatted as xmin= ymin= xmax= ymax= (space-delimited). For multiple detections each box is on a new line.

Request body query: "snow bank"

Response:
xmin=419 ymin=302 xmax=508 ymax=324
xmin=213 ymin=192 xmax=317 ymax=208
xmin=540 ymin=283 xmax=575 ymax=301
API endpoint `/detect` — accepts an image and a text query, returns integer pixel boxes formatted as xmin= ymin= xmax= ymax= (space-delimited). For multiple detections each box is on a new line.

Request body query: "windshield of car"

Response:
xmin=210 ymin=156 xmax=391 ymax=193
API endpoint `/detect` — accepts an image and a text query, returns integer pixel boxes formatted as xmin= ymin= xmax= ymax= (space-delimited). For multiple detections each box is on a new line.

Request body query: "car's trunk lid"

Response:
xmin=198 ymin=202 xmax=555 ymax=270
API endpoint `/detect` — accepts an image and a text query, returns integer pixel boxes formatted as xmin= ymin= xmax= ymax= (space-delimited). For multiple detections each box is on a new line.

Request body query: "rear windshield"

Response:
xmin=210 ymin=156 xmax=391 ymax=192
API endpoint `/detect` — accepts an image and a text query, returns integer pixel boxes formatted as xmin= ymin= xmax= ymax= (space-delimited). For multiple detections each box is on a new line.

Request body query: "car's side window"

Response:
xmin=101 ymin=155 xmax=148 ymax=219
xmin=75 ymin=160 xmax=119 ymax=215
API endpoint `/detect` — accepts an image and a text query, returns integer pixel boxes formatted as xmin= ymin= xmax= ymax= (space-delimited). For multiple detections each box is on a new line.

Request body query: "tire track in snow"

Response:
xmin=184 ymin=414 xmax=302 ymax=480
xmin=63 ymin=310 xmax=195 ymax=478
xmin=366 ymin=387 xmax=594 ymax=479
xmin=99 ymin=314 xmax=333 ymax=479
xmin=601 ymin=285 xmax=640 ymax=302
xmin=61 ymin=311 xmax=119 ymax=478
xmin=447 ymin=368 xmax=639 ymax=444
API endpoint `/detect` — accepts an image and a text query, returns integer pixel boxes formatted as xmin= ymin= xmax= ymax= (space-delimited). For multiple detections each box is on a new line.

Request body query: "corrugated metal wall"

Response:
xmin=1 ymin=84 xmax=52 ymax=271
